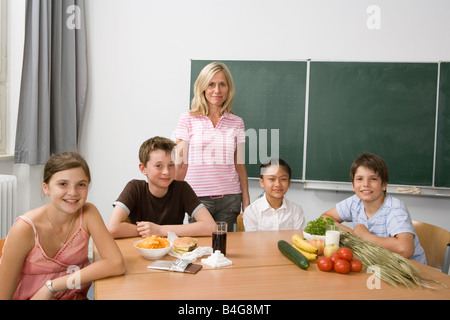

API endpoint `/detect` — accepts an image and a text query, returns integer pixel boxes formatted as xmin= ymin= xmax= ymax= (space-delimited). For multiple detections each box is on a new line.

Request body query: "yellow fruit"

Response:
xmin=292 ymin=234 xmax=318 ymax=253
xmin=292 ymin=245 xmax=317 ymax=261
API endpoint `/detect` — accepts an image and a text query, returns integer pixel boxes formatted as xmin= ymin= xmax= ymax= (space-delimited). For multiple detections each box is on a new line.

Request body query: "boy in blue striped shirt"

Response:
xmin=321 ymin=153 xmax=426 ymax=264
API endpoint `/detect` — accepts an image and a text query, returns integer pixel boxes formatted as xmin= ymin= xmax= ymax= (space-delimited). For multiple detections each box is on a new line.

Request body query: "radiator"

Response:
xmin=0 ymin=175 xmax=17 ymax=238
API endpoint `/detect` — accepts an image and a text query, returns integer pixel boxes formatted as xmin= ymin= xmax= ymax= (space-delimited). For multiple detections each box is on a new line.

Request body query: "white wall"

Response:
xmin=6 ymin=0 xmax=450 ymax=231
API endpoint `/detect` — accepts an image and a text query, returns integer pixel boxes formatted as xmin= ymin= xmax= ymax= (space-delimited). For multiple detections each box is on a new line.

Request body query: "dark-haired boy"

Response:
xmin=321 ymin=153 xmax=426 ymax=264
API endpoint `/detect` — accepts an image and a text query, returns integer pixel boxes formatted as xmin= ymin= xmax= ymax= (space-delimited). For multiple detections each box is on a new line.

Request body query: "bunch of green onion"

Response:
xmin=339 ymin=231 xmax=446 ymax=289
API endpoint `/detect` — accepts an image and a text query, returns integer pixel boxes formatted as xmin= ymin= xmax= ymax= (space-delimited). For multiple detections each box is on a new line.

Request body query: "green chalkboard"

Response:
xmin=436 ymin=62 xmax=450 ymax=188
xmin=189 ymin=60 xmax=448 ymax=188
xmin=190 ymin=60 xmax=307 ymax=180
xmin=306 ymin=62 xmax=438 ymax=186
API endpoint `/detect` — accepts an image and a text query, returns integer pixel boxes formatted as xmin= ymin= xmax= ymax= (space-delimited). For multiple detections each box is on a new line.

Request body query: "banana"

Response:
xmin=292 ymin=234 xmax=318 ymax=253
xmin=292 ymin=245 xmax=317 ymax=261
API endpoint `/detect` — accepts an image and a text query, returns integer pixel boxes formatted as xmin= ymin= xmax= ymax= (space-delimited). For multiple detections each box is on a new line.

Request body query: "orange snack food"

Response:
xmin=137 ymin=235 xmax=170 ymax=249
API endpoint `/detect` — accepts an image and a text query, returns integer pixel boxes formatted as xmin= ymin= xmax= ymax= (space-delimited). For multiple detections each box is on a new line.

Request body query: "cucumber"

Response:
xmin=278 ymin=240 xmax=310 ymax=270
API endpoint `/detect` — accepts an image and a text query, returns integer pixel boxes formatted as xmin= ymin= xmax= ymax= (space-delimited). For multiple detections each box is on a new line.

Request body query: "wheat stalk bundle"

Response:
xmin=339 ymin=231 xmax=446 ymax=289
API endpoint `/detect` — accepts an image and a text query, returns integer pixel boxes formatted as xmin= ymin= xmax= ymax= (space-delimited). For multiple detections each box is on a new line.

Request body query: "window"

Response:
xmin=0 ymin=0 xmax=7 ymax=154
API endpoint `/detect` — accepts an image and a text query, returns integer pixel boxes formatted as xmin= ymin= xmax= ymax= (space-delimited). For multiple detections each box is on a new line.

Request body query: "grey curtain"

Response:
xmin=15 ymin=0 xmax=87 ymax=165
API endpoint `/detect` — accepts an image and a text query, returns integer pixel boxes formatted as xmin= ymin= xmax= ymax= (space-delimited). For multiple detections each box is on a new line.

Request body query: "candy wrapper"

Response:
xmin=147 ymin=259 xmax=202 ymax=274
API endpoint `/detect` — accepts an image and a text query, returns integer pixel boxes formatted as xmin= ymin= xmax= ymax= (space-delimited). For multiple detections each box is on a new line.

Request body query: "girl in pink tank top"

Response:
xmin=0 ymin=152 xmax=125 ymax=300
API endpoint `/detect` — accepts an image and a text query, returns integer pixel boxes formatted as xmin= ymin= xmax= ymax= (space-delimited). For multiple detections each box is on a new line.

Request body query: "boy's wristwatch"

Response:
xmin=45 ymin=280 xmax=57 ymax=295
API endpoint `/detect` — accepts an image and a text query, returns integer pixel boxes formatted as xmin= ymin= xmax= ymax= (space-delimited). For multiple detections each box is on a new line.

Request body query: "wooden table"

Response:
xmin=94 ymin=230 xmax=450 ymax=300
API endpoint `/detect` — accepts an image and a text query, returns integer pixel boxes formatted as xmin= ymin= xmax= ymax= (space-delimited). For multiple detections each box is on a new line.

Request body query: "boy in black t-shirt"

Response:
xmin=107 ymin=136 xmax=216 ymax=238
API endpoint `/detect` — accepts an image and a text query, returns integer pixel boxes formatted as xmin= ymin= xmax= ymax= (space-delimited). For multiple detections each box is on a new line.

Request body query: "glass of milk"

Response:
xmin=325 ymin=224 xmax=340 ymax=246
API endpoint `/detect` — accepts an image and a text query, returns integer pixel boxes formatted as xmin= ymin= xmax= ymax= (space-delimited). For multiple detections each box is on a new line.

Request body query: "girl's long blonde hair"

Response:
xmin=190 ymin=62 xmax=235 ymax=116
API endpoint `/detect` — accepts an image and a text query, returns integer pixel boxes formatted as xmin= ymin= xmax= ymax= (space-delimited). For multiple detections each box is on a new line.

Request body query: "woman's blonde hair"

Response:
xmin=190 ymin=62 xmax=235 ymax=116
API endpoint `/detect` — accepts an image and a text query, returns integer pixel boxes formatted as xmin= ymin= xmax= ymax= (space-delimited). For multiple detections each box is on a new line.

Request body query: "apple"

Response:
xmin=309 ymin=238 xmax=325 ymax=255
xmin=323 ymin=244 xmax=340 ymax=257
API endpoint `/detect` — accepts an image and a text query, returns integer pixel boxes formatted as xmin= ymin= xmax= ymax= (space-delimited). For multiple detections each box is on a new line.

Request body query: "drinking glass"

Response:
xmin=325 ymin=224 xmax=340 ymax=246
xmin=212 ymin=221 xmax=227 ymax=255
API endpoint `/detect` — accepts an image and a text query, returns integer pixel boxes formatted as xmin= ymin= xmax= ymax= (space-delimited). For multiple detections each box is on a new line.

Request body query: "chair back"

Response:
xmin=412 ymin=220 xmax=450 ymax=272
xmin=0 ymin=238 xmax=5 ymax=259
xmin=236 ymin=214 xmax=245 ymax=232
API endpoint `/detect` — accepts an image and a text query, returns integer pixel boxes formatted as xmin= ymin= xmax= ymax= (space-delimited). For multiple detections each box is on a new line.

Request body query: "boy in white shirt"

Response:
xmin=243 ymin=159 xmax=306 ymax=231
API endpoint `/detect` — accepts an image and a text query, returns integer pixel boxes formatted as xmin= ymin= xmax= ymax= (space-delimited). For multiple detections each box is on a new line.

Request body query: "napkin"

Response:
xmin=201 ymin=250 xmax=232 ymax=268
xmin=167 ymin=232 xmax=213 ymax=263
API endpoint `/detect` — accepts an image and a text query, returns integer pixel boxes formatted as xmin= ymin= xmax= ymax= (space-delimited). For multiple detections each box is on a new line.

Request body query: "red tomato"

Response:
xmin=330 ymin=254 xmax=340 ymax=264
xmin=350 ymin=258 xmax=363 ymax=272
xmin=334 ymin=258 xmax=351 ymax=274
xmin=317 ymin=257 xmax=333 ymax=272
xmin=338 ymin=248 xmax=354 ymax=261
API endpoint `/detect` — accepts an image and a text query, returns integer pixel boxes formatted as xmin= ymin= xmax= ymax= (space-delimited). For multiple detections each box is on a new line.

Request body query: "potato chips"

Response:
xmin=136 ymin=235 xmax=170 ymax=249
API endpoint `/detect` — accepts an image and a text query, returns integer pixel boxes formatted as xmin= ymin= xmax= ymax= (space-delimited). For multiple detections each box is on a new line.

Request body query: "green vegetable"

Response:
xmin=303 ymin=217 xmax=335 ymax=236
xmin=278 ymin=240 xmax=309 ymax=270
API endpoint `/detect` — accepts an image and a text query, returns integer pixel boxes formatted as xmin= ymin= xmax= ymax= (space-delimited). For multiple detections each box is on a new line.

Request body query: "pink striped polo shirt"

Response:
xmin=176 ymin=111 xmax=246 ymax=197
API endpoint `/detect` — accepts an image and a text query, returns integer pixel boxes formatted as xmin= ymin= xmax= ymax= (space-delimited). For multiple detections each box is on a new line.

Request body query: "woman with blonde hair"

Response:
xmin=175 ymin=62 xmax=250 ymax=231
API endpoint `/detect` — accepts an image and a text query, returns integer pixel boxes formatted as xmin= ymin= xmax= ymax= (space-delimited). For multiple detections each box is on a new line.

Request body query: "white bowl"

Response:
xmin=133 ymin=240 xmax=172 ymax=260
xmin=302 ymin=231 xmax=326 ymax=243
